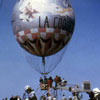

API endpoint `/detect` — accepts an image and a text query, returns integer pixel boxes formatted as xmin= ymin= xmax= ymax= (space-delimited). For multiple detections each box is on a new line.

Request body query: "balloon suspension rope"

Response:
xmin=42 ymin=57 xmax=46 ymax=74
xmin=42 ymin=57 xmax=45 ymax=66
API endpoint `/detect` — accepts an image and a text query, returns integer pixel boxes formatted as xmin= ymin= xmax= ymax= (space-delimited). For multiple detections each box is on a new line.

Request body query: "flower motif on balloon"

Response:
xmin=18 ymin=0 xmax=74 ymax=22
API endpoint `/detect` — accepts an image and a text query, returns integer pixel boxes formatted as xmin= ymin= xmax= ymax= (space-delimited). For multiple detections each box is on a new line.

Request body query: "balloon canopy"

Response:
xmin=11 ymin=0 xmax=75 ymax=75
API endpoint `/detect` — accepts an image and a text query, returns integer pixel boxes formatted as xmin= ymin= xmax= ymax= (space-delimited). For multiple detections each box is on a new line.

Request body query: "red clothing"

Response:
xmin=54 ymin=77 xmax=59 ymax=83
xmin=48 ymin=80 xmax=53 ymax=87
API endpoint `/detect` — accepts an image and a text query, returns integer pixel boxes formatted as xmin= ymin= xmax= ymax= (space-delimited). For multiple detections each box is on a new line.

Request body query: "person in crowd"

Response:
xmin=5 ymin=98 xmax=7 ymax=100
xmin=16 ymin=96 xmax=21 ymax=100
xmin=58 ymin=76 xmax=61 ymax=83
xmin=10 ymin=96 xmax=20 ymax=100
xmin=87 ymin=91 xmax=95 ymax=100
xmin=93 ymin=88 xmax=100 ymax=100
xmin=54 ymin=75 xmax=61 ymax=87
xmin=10 ymin=96 xmax=16 ymax=100
xmin=31 ymin=94 xmax=37 ymax=100
xmin=2 ymin=98 xmax=7 ymax=100
xmin=15 ymin=96 xmax=17 ymax=100
xmin=72 ymin=92 xmax=80 ymax=100
xmin=40 ymin=77 xmax=44 ymax=89
xmin=60 ymin=78 xmax=67 ymax=86
xmin=61 ymin=95 xmax=67 ymax=100
xmin=23 ymin=85 xmax=37 ymax=100
xmin=61 ymin=78 xmax=67 ymax=83
xmin=69 ymin=96 xmax=72 ymax=100
xmin=47 ymin=93 xmax=52 ymax=100
xmin=52 ymin=96 xmax=56 ymax=100
xmin=44 ymin=76 xmax=48 ymax=84
xmin=40 ymin=77 xmax=43 ymax=84
xmin=47 ymin=76 xmax=53 ymax=88
xmin=40 ymin=95 xmax=46 ymax=100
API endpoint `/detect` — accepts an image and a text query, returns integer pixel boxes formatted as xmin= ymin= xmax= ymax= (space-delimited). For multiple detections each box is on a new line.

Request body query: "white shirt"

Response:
xmin=73 ymin=96 xmax=79 ymax=100
xmin=25 ymin=98 xmax=29 ymax=100
xmin=17 ymin=98 xmax=20 ymax=100
xmin=25 ymin=91 xmax=35 ymax=100
xmin=47 ymin=96 xmax=52 ymax=100
xmin=29 ymin=91 xmax=35 ymax=97
xmin=62 ymin=79 xmax=66 ymax=83
xmin=53 ymin=97 xmax=56 ymax=100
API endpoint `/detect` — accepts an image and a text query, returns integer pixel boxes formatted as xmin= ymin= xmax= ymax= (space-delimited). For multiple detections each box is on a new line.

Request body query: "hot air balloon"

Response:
xmin=11 ymin=0 xmax=75 ymax=75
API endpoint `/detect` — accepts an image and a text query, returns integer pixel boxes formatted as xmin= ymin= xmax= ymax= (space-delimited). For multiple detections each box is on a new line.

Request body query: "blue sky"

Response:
xmin=0 ymin=0 xmax=100 ymax=99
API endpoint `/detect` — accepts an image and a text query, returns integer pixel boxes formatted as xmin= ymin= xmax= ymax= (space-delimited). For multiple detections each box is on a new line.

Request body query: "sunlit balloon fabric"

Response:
xmin=12 ymin=0 xmax=75 ymax=57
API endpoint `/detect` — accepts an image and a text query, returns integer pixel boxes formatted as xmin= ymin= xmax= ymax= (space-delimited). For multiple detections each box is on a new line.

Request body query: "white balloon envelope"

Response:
xmin=11 ymin=0 xmax=75 ymax=75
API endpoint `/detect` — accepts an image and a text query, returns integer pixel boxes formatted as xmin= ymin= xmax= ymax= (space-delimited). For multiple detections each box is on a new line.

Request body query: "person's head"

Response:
xmin=43 ymin=95 xmax=45 ymax=97
xmin=47 ymin=93 xmax=50 ymax=97
xmin=49 ymin=76 xmax=52 ymax=79
xmin=72 ymin=92 xmax=75 ymax=96
xmin=69 ymin=96 xmax=72 ymax=100
xmin=10 ymin=96 xmax=15 ymax=100
xmin=11 ymin=96 xmax=15 ymax=98
xmin=63 ymin=94 xmax=65 ymax=96
xmin=5 ymin=98 xmax=7 ymax=100
xmin=24 ymin=85 xmax=32 ymax=94
xmin=16 ymin=95 xmax=20 ymax=98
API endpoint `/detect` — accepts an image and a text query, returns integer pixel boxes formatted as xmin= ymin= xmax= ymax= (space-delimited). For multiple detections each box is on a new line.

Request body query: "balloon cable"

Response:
xmin=42 ymin=57 xmax=45 ymax=66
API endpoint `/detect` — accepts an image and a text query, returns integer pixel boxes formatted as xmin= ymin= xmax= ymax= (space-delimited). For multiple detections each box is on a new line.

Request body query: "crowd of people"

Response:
xmin=39 ymin=75 xmax=67 ymax=90
xmin=10 ymin=96 xmax=21 ymax=100
xmin=2 ymin=93 xmax=82 ymax=100
xmin=2 ymin=96 xmax=21 ymax=100
xmin=2 ymin=76 xmax=100 ymax=100
xmin=40 ymin=94 xmax=68 ymax=100
xmin=2 ymin=87 xmax=100 ymax=100
xmin=2 ymin=75 xmax=67 ymax=100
